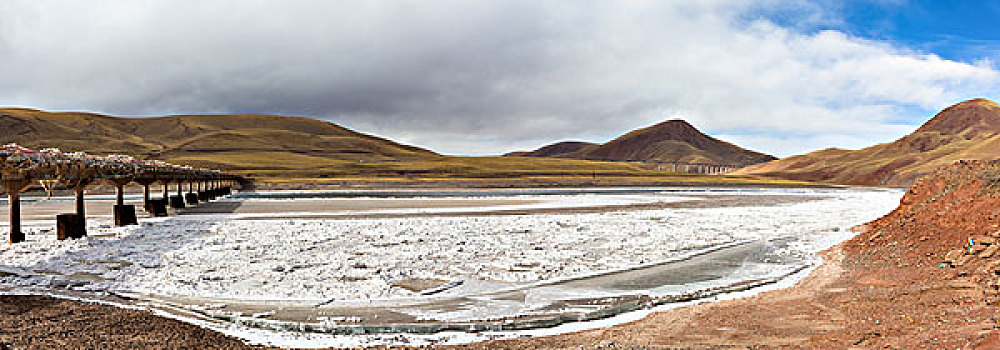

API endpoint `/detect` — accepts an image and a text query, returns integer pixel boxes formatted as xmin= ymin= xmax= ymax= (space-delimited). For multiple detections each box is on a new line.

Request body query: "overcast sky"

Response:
xmin=1 ymin=1 xmax=998 ymax=157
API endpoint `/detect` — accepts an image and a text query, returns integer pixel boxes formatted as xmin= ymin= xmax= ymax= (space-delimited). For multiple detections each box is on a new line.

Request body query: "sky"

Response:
xmin=0 ymin=1 xmax=998 ymax=157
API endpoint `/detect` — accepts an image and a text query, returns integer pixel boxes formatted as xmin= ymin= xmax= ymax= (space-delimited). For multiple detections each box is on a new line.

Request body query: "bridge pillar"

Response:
xmin=67 ymin=178 xmax=94 ymax=238
xmin=134 ymin=178 xmax=156 ymax=213
xmin=4 ymin=179 xmax=32 ymax=244
xmin=109 ymin=178 xmax=132 ymax=206
xmin=198 ymin=181 xmax=208 ymax=201
xmin=143 ymin=184 xmax=151 ymax=210
xmin=185 ymin=181 xmax=199 ymax=205
xmin=9 ymin=192 xmax=21 ymax=243
xmin=110 ymin=178 xmax=138 ymax=226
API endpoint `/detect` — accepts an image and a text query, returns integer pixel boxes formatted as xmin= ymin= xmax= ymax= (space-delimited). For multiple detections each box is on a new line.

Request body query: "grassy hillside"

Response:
xmin=0 ymin=107 xmax=810 ymax=187
xmin=0 ymin=108 xmax=436 ymax=165
xmin=737 ymin=99 xmax=1000 ymax=187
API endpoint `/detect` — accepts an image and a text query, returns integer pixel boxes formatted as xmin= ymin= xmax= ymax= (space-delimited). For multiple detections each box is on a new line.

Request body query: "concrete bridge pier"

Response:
xmin=197 ymin=181 xmax=208 ymax=201
xmin=185 ymin=181 xmax=199 ymax=205
xmin=149 ymin=180 xmax=171 ymax=216
xmin=56 ymin=178 xmax=93 ymax=239
xmin=4 ymin=178 xmax=34 ymax=244
xmin=170 ymin=180 xmax=186 ymax=209
xmin=161 ymin=180 xmax=170 ymax=201
xmin=73 ymin=179 xmax=93 ymax=237
xmin=134 ymin=178 xmax=156 ymax=212
xmin=110 ymin=178 xmax=138 ymax=226
xmin=208 ymin=181 xmax=218 ymax=200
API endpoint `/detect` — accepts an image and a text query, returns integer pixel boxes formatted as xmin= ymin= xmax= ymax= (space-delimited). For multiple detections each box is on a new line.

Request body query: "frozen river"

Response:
xmin=0 ymin=187 xmax=902 ymax=346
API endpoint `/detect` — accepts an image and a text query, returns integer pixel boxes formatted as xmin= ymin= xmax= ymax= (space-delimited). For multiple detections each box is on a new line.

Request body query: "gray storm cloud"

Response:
xmin=0 ymin=0 xmax=997 ymax=156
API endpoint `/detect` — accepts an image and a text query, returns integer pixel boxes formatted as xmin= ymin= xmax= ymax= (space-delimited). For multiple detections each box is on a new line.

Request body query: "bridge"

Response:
xmin=1 ymin=143 xmax=249 ymax=244
xmin=603 ymin=159 xmax=748 ymax=174
xmin=650 ymin=161 xmax=743 ymax=174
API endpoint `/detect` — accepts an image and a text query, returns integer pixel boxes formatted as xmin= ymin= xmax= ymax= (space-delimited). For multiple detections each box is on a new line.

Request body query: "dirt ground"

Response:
xmin=0 ymin=295 xmax=273 ymax=350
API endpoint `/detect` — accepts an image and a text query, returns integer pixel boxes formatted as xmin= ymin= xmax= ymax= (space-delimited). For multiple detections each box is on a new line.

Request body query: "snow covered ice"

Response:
xmin=0 ymin=189 xmax=902 ymax=304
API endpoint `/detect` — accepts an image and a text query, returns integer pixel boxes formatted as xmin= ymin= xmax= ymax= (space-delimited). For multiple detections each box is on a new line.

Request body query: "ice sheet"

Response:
xmin=0 ymin=189 xmax=900 ymax=303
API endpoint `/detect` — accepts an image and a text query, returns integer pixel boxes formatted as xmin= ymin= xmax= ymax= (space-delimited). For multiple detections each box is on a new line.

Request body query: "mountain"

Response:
xmin=0 ymin=108 xmax=439 ymax=171
xmin=736 ymin=99 xmax=1000 ymax=187
xmin=504 ymin=141 xmax=597 ymax=157
xmin=0 ymin=107 xmax=806 ymax=185
xmin=508 ymin=119 xmax=776 ymax=166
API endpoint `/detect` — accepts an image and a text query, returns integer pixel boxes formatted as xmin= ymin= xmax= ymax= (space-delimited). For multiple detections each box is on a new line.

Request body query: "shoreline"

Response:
xmin=0 ymin=186 xmax=906 ymax=348
xmin=0 ymin=241 xmax=823 ymax=349
xmin=447 ymin=162 xmax=1000 ymax=348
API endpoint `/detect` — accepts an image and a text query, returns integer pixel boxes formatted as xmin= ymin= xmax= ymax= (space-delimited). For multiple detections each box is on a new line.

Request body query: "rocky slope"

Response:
xmin=509 ymin=119 xmax=776 ymax=166
xmin=737 ymin=98 xmax=1000 ymax=187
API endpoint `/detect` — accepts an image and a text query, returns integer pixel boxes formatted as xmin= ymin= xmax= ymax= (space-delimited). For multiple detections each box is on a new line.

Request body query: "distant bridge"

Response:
xmin=584 ymin=158 xmax=751 ymax=175
xmin=646 ymin=161 xmax=744 ymax=175
xmin=1 ymin=144 xmax=248 ymax=244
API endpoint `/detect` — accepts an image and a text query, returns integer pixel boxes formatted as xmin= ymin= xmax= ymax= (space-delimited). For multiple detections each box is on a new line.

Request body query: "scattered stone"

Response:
xmin=987 ymin=261 xmax=1000 ymax=274
xmin=868 ymin=231 xmax=883 ymax=241
xmin=979 ymin=244 xmax=1000 ymax=259
xmin=971 ymin=244 xmax=987 ymax=255
xmin=954 ymin=254 xmax=975 ymax=267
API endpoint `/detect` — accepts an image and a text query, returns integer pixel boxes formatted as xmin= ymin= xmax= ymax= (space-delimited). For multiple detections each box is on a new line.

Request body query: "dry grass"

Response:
xmin=737 ymin=100 xmax=1000 ymax=187
xmin=738 ymin=132 xmax=1000 ymax=187
xmin=0 ymin=107 xmax=808 ymax=187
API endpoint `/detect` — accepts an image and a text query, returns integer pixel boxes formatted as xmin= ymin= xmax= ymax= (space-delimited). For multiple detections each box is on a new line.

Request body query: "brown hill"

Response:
xmin=504 ymin=141 xmax=597 ymax=157
xmin=0 ymin=107 xmax=439 ymax=171
xmin=510 ymin=119 xmax=776 ymax=166
xmin=0 ymin=108 xmax=810 ymax=186
xmin=736 ymin=98 xmax=1000 ymax=187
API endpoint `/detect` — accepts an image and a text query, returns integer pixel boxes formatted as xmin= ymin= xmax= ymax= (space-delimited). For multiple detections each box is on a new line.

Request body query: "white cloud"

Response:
xmin=0 ymin=0 xmax=997 ymax=157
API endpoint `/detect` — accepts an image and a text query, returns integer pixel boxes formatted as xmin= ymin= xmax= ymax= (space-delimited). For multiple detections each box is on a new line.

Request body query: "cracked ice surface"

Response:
xmin=0 ymin=189 xmax=902 ymax=301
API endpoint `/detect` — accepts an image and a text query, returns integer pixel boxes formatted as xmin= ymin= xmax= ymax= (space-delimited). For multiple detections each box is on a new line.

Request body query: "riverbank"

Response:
xmin=448 ymin=160 xmax=1000 ymax=348
xmin=0 ymin=294 xmax=270 ymax=349
xmin=0 ymin=186 xmax=898 ymax=348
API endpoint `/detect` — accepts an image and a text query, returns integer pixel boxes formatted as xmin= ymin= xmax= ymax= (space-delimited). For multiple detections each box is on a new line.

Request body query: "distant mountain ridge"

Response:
xmin=736 ymin=98 xmax=1000 ymax=187
xmin=508 ymin=119 xmax=776 ymax=166
xmin=504 ymin=141 xmax=597 ymax=157
xmin=0 ymin=107 xmax=439 ymax=170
